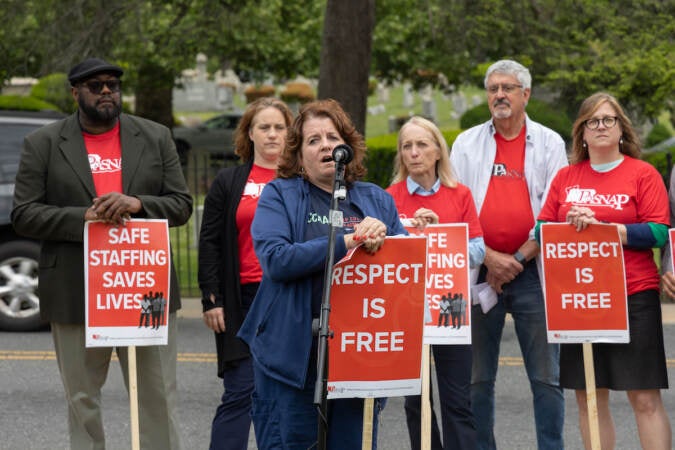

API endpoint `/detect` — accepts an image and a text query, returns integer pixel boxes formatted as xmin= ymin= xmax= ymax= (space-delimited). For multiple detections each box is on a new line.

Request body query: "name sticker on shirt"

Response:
xmin=330 ymin=209 xmax=344 ymax=227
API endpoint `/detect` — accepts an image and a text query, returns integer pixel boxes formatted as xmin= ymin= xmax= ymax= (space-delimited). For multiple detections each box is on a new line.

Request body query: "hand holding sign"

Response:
xmin=540 ymin=223 xmax=628 ymax=343
xmin=328 ymin=236 xmax=427 ymax=399
xmin=91 ymin=192 xmax=142 ymax=225
xmin=85 ymin=219 xmax=171 ymax=347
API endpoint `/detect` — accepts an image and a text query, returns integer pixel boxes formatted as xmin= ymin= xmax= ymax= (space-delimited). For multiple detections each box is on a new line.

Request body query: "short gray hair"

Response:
xmin=484 ymin=60 xmax=532 ymax=90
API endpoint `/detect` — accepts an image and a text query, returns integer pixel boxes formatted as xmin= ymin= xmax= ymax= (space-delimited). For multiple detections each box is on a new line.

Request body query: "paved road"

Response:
xmin=1 ymin=301 xmax=674 ymax=449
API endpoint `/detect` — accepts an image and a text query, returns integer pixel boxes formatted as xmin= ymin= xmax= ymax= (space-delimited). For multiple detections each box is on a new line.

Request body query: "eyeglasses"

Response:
xmin=584 ymin=116 xmax=618 ymax=130
xmin=486 ymin=83 xmax=523 ymax=95
xmin=80 ymin=79 xmax=122 ymax=94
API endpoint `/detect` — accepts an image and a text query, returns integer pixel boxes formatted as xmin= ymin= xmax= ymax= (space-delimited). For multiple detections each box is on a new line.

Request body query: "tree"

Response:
xmin=0 ymin=1 xmax=43 ymax=82
xmin=202 ymin=0 xmax=323 ymax=83
xmin=113 ymin=1 xmax=203 ymax=127
xmin=371 ymin=0 xmax=674 ymax=125
xmin=3 ymin=0 xmax=672 ymax=132
xmin=541 ymin=0 xmax=675 ymax=124
xmin=318 ymin=0 xmax=375 ymax=135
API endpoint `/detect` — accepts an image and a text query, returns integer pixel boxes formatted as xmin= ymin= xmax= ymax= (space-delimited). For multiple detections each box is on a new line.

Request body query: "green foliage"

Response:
xmin=30 ymin=73 xmax=75 ymax=113
xmin=441 ymin=129 xmax=463 ymax=148
xmin=373 ymin=0 xmax=673 ymax=123
xmin=364 ymin=136 xmax=397 ymax=188
xmin=526 ymin=100 xmax=574 ymax=143
xmin=0 ymin=2 xmax=42 ymax=83
xmin=1 ymin=0 xmax=671 ymax=138
xmin=459 ymin=104 xmax=491 ymax=130
xmin=542 ymin=0 xmax=674 ymax=121
xmin=642 ymin=148 xmax=675 ymax=185
xmin=364 ymin=128 xmax=462 ymax=188
xmin=646 ymin=123 xmax=673 ymax=148
xmin=0 ymin=95 xmax=59 ymax=111
xmin=459 ymin=98 xmax=573 ymax=143
xmin=202 ymin=0 xmax=324 ymax=82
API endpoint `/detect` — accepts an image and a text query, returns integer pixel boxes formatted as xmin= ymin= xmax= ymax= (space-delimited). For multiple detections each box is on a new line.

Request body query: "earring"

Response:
xmin=582 ymin=141 xmax=588 ymax=149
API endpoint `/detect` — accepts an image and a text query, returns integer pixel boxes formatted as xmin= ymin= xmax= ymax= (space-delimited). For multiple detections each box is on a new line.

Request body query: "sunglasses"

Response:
xmin=80 ymin=79 xmax=122 ymax=94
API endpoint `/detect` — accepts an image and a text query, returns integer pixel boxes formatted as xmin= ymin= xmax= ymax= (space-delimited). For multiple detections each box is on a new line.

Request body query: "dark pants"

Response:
xmin=405 ymin=344 xmax=476 ymax=450
xmin=209 ymin=357 xmax=254 ymax=450
xmin=209 ymin=283 xmax=257 ymax=450
xmin=139 ymin=312 xmax=149 ymax=327
xmin=451 ymin=312 xmax=459 ymax=328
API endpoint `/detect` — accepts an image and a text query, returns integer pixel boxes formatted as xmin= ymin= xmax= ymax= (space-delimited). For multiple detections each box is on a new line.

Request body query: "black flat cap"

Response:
xmin=68 ymin=58 xmax=124 ymax=85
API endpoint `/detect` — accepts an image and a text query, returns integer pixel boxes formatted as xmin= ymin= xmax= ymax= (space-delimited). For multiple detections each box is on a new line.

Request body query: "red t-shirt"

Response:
xmin=479 ymin=127 xmax=534 ymax=254
xmin=386 ymin=181 xmax=483 ymax=238
xmin=83 ymin=121 xmax=123 ymax=196
xmin=237 ymin=164 xmax=277 ymax=284
xmin=538 ymin=157 xmax=669 ymax=294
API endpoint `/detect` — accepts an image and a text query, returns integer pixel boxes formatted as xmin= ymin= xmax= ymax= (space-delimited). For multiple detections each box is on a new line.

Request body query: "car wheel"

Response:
xmin=0 ymin=240 xmax=46 ymax=331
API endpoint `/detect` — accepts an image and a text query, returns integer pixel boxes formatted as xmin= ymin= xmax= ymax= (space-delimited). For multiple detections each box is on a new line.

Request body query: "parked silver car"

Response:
xmin=0 ymin=110 xmax=64 ymax=331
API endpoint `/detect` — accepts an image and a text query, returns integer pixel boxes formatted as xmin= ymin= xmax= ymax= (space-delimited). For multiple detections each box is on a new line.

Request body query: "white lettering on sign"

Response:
xmin=425 ymin=273 xmax=454 ymax=290
xmin=340 ymin=331 xmax=405 ymax=352
xmin=332 ymin=263 xmax=424 ymax=285
xmin=108 ymin=227 xmax=150 ymax=244
xmin=362 ymin=298 xmax=386 ymax=318
xmin=426 ymin=232 xmax=447 ymax=248
xmin=102 ymin=271 xmax=156 ymax=288
xmin=96 ymin=292 xmax=143 ymax=310
xmin=428 ymin=252 xmax=465 ymax=269
xmin=89 ymin=249 xmax=168 ymax=266
xmin=561 ymin=292 xmax=611 ymax=309
xmin=545 ymin=241 xmax=620 ymax=259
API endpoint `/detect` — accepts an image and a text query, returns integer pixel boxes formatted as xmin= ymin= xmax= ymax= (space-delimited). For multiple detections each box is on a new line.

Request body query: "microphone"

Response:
xmin=332 ymin=144 xmax=353 ymax=164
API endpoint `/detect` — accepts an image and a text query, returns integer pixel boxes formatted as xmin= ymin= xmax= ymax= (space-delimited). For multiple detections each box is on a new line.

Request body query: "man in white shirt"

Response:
xmin=450 ymin=59 xmax=568 ymax=450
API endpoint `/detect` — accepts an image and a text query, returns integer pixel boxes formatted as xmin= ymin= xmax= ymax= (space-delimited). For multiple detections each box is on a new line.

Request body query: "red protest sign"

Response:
xmin=406 ymin=224 xmax=470 ymax=344
xmin=85 ymin=219 xmax=171 ymax=347
xmin=327 ymin=236 xmax=427 ymax=398
xmin=540 ymin=223 xmax=628 ymax=343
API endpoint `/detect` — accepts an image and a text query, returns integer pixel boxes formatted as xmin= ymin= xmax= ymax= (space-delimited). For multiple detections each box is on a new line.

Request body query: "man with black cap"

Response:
xmin=12 ymin=57 xmax=192 ymax=450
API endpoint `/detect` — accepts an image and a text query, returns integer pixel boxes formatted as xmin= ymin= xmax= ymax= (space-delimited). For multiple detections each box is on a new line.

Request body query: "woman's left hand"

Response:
xmin=352 ymin=216 xmax=387 ymax=253
xmin=566 ymin=205 xmax=600 ymax=231
xmin=410 ymin=208 xmax=439 ymax=230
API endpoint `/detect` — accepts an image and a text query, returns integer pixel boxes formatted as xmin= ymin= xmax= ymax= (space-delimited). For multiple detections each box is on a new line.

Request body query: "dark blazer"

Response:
xmin=198 ymin=161 xmax=252 ymax=377
xmin=11 ymin=112 xmax=193 ymax=324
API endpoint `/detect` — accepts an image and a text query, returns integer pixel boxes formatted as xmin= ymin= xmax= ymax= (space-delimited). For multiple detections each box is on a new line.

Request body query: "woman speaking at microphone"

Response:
xmin=238 ymin=99 xmax=406 ymax=449
xmin=387 ymin=116 xmax=484 ymax=450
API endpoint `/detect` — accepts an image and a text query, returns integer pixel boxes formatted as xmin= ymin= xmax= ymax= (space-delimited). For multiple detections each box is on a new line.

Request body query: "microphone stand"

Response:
xmin=313 ymin=158 xmax=348 ymax=450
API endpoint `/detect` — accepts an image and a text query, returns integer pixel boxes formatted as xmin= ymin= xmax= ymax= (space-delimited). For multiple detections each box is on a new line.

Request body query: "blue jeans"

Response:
xmin=209 ymin=357 xmax=254 ymax=450
xmin=471 ymin=261 xmax=564 ymax=450
xmin=251 ymin=363 xmax=383 ymax=450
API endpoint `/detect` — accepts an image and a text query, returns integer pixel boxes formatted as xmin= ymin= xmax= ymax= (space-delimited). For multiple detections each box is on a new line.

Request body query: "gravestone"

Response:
xmin=403 ymin=82 xmax=414 ymax=108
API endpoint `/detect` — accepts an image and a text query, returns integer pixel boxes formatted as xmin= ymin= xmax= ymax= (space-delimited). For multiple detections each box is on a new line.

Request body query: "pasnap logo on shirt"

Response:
xmin=564 ymin=186 xmax=629 ymax=210
xmin=242 ymin=180 xmax=266 ymax=198
xmin=491 ymin=163 xmax=526 ymax=180
xmin=88 ymin=154 xmax=122 ymax=174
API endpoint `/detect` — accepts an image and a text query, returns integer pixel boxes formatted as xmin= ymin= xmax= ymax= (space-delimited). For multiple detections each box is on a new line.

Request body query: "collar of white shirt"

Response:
xmin=406 ymin=176 xmax=440 ymax=196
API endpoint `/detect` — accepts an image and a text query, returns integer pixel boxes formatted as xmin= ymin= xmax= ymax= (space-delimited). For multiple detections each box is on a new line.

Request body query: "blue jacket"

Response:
xmin=237 ymin=176 xmax=407 ymax=389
